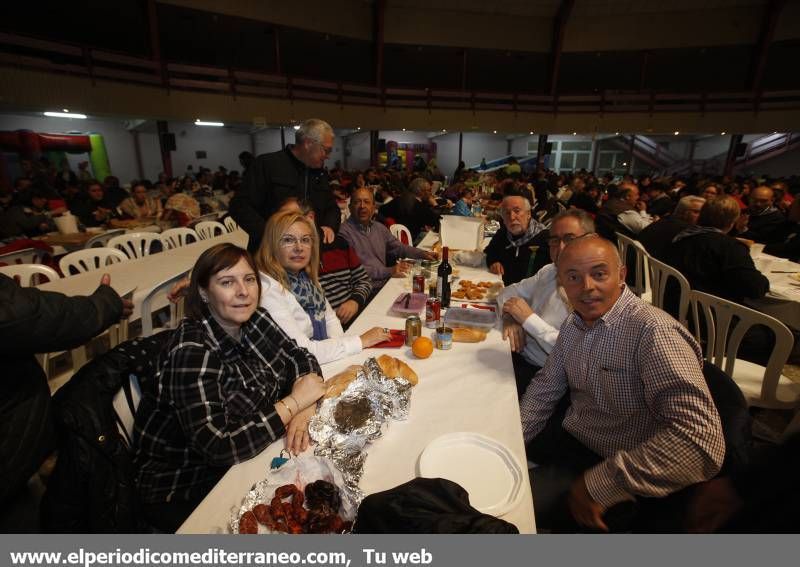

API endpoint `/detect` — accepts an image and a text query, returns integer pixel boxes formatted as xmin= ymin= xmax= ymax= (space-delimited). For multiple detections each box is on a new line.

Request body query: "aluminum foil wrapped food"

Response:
xmin=230 ymin=454 xmax=358 ymax=534
xmin=309 ymin=356 xmax=416 ymax=497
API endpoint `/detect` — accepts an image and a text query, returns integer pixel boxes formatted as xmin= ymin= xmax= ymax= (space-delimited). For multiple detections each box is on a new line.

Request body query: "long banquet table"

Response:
xmin=38 ymin=230 xmax=248 ymax=322
xmin=178 ymin=263 xmax=536 ymax=534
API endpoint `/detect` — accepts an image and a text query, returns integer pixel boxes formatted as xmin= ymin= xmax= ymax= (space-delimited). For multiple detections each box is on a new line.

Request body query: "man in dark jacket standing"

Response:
xmin=0 ymin=273 xmax=132 ymax=510
xmin=230 ymin=118 xmax=340 ymax=252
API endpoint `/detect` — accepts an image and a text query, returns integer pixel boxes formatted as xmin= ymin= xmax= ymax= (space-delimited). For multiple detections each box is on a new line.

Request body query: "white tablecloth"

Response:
xmin=38 ymin=230 xmax=249 ymax=322
xmin=177 ymin=263 xmax=536 ymax=534
xmin=747 ymin=250 xmax=800 ymax=331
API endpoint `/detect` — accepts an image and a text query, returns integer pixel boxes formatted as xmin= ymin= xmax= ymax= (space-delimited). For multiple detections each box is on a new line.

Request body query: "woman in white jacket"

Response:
xmin=255 ymin=210 xmax=390 ymax=365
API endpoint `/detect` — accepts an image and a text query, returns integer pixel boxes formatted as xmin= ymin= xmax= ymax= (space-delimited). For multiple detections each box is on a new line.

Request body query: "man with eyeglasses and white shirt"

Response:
xmin=498 ymin=209 xmax=594 ymax=397
xmin=230 ymin=118 xmax=340 ymax=252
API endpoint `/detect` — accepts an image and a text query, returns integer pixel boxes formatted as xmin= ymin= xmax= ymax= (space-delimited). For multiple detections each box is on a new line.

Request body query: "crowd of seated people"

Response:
xmin=0 ymin=157 xmax=251 ymax=243
xmin=4 ymin=119 xmax=800 ymax=534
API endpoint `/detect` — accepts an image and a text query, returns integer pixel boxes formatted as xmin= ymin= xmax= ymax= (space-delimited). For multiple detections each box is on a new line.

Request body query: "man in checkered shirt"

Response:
xmin=521 ymin=235 xmax=725 ymax=532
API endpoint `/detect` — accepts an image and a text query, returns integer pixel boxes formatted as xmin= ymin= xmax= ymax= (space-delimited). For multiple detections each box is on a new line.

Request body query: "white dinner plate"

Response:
xmin=417 ymin=432 xmax=524 ymax=517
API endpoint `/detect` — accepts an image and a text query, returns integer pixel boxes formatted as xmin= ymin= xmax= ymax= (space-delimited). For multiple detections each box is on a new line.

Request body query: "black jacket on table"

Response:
xmin=134 ymin=307 xmax=321 ymax=505
xmin=664 ymin=230 xmax=769 ymax=304
xmin=0 ymin=274 xmax=123 ymax=504
xmin=229 ymin=146 xmax=339 ymax=252
xmin=483 ymin=226 xmax=549 ymax=286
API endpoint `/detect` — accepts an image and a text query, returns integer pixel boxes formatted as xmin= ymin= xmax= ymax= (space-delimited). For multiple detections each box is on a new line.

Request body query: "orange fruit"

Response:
xmin=411 ymin=336 xmax=434 ymax=359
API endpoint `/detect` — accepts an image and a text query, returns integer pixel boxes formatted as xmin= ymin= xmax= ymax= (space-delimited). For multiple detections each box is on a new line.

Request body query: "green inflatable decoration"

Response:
xmin=89 ymin=133 xmax=111 ymax=181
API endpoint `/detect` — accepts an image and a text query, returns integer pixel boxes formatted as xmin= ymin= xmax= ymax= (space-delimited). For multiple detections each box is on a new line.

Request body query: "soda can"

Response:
xmin=412 ymin=273 xmax=426 ymax=294
xmin=405 ymin=315 xmax=422 ymax=346
xmin=425 ymin=297 xmax=441 ymax=329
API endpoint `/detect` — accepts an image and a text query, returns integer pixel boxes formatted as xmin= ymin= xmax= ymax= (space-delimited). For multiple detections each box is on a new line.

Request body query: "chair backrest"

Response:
xmin=195 ymin=221 xmax=226 ymax=240
xmin=0 ymin=247 xmax=44 ymax=266
xmin=616 ymin=232 xmax=652 ymax=303
xmin=140 ymin=270 xmax=189 ymax=337
xmin=85 ymin=229 xmax=126 ymax=249
xmin=689 ymin=289 xmax=794 ymax=407
xmin=223 ymin=216 xmax=239 ymax=233
xmin=188 ymin=213 xmax=220 ymax=227
xmin=159 ymin=227 xmax=198 ymax=250
xmin=648 ymin=256 xmax=691 ymax=327
xmin=108 ymin=232 xmax=161 ymax=259
xmin=0 ymin=263 xmax=60 ymax=286
xmin=59 ymin=247 xmax=129 ymax=275
xmin=389 ymin=223 xmax=413 ymax=245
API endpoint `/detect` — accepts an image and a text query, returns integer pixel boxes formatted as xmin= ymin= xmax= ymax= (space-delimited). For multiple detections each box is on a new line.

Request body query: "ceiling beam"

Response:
xmin=749 ymin=0 xmax=786 ymax=93
xmin=374 ymin=0 xmax=386 ymax=90
xmin=548 ymin=0 xmax=574 ymax=96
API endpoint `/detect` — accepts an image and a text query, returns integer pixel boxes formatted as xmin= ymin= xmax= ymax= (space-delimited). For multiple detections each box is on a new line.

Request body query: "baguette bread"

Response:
xmin=324 ymin=365 xmax=362 ymax=399
xmin=451 ymin=327 xmax=487 ymax=343
xmin=377 ymin=354 xmax=419 ymax=385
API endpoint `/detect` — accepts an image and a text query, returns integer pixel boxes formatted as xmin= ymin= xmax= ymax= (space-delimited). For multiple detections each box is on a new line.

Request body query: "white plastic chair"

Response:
xmin=389 ymin=223 xmax=413 ymax=246
xmin=59 ymin=247 xmax=128 ymax=275
xmin=108 ymin=232 xmax=161 ymax=259
xmin=223 ymin=216 xmax=239 ymax=233
xmin=159 ymin=227 xmax=198 ymax=250
xmin=195 ymin=221 xmax=226 ymax=240
xmin=615 ymin=232 xmax=652 ymax=304
xmin=139 ymin=271 xmax=189 ymax=337
xmin=648 ymin=256 xmax=691 ymax=328
xmin=188 ymin=213 xmax=221 ymax=227
xmin=0 ymin=247 xmax=46 ymax=265
xmin=689 ymin=289 xmax=800 ymax=410
xmin=0 ymin=263 xmax=60 ymax=287
xmin=85 ymin=229 xmax=126 ymax=249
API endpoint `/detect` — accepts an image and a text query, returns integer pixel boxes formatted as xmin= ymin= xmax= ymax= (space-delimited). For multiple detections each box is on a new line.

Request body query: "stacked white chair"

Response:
xmin=0 ymin=263 xmax=60 ymax=287
xmin=223 ymin=216 xmax=239 ymax=233
xmin=139 ymin=271 xmax=190 ymax=337
xmin=195 ymin=221 xmax=226 ymax=240
xmin=85 ymin=229 xmax=126 ymax=249
xmin=108 ymin=232 xmax=161 ymax=259
xmin=648 ymin=256 xmax=692 ymax=328
xmin=59 ymin=247 xmax=128 ymax=275
xmin=0 ymin=247 xmax=47 ymax=265
xmin=160 ymin=227 xmax=198 ymax=250
xmin=615 ymin=232 xmax=652 ymax=304
xmin=689 ymin=289 xmax=800 ymax=411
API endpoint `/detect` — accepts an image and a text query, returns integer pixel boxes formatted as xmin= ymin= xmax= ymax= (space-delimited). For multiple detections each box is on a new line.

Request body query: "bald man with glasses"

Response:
xmin=498 ymin=209 xmax=594 ymax=397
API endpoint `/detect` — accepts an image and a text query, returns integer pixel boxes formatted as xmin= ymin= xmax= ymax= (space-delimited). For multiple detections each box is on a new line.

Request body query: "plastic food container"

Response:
xmin=444 ymin=306 xmax=497 ymax=330
xmin=390 ymin=292 xmax=427 ymax=315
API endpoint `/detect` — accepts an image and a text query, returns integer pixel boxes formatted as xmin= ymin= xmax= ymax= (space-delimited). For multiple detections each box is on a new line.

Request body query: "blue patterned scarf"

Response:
xmin=287 ymin=271 xmax=328 ymax=340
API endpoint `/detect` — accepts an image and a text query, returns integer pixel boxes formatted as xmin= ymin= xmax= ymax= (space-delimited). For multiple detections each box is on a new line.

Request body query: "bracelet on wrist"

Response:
xmin=276 ymin=398 xmax=294 ymax=417
xmin=286 ymin=394 xmax=301 ymax=413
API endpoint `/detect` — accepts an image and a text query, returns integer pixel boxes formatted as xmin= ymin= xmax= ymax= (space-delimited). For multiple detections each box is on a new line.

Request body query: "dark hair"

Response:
xmin=185 ymin=243 xmax=261 ymax=320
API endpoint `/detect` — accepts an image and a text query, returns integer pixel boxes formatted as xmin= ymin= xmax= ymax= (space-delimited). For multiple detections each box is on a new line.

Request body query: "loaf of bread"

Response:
xmin=324 ymin=365 xmax=362 ymax=399
xmin=376 ymin=354 xmax=419 ymax=385
xmin=451 ymin=327 xmax=487 ymax=343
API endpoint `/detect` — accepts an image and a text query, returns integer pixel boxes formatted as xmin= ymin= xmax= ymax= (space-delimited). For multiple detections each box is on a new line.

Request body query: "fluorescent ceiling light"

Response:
xmin=44 ymin=111 xmax=87 ymax=119
xmin=195 ymin=120 xmax=224 ymax=127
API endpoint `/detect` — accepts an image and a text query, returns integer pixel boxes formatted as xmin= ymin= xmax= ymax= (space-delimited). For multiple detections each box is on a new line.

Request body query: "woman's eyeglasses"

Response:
xmin=279 ymin=235 xmax=314 ymax=248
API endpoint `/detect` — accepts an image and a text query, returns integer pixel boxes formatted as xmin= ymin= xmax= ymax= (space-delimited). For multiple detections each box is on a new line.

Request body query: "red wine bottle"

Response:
xmin=436 ymin=246 xmax=452 ymax=307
